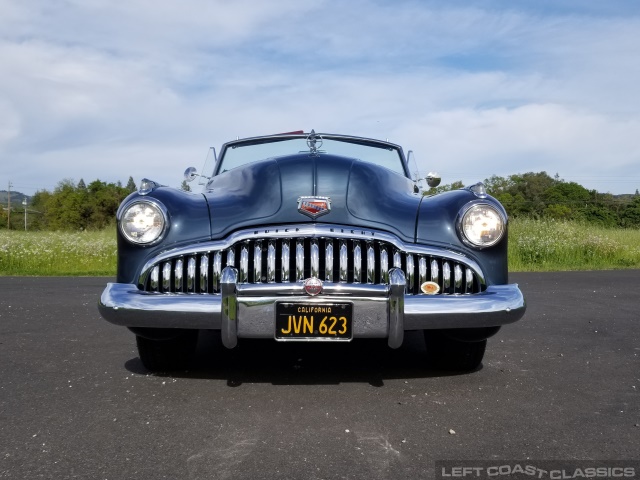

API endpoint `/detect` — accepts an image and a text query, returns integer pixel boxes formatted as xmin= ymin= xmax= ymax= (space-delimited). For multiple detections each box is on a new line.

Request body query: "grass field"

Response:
xmin=0 ymin=220 xmax=639 ymax=276
xmin=0 ymin=229 xmax=116 ymax=276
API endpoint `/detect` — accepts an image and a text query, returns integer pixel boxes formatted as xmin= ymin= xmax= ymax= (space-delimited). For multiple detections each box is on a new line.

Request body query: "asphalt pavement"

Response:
xmin=0 ymin=272 xmax=638 ymax=479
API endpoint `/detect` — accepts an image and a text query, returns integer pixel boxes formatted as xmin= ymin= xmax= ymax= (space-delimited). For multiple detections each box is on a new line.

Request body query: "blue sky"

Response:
xmin=1 ymin=0 xmax=639 ymax=196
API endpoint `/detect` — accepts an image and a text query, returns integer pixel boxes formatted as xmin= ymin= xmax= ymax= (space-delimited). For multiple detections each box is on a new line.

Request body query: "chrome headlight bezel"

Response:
xmin=457 ymin=202 xmax=506 ymax=249
xmin=118 ymin=198 xmax=169 ymax=246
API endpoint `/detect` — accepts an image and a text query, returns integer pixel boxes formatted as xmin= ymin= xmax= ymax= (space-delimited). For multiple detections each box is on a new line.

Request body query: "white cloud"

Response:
xmin=1 ymin=0 xmax=639 ymax=195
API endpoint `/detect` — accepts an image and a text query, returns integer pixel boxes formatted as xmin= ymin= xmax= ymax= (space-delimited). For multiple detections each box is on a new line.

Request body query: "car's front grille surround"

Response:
xmin=139 ymin=226 xmax=485 ymax=296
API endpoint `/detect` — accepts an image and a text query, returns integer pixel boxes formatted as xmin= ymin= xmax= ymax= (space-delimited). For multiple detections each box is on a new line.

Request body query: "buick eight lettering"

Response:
xmin=98 ymin=130 xmax=526 ymax=372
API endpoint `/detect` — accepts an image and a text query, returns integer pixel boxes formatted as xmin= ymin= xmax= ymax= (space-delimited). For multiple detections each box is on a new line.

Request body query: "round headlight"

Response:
xmin=119 ymin=201 xmax=167 ymax=244
xmin=460 ymin=204 xmax=505 ymax=248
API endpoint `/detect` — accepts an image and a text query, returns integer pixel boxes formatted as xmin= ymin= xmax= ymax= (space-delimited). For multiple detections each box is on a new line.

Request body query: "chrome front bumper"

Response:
xmin=99 ymin=267 xmax=526 ymax=349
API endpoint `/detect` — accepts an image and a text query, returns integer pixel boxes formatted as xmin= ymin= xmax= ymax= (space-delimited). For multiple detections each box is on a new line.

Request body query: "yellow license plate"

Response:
xmin=275 ymin=303 xmax=353 ymax=340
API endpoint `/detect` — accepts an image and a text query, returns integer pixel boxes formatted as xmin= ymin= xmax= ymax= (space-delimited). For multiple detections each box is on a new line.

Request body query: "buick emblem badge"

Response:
xmin=298 ymin=196 xmax=331 ymax=219
xmin=303 ymin=277 xmax=323 ymax=296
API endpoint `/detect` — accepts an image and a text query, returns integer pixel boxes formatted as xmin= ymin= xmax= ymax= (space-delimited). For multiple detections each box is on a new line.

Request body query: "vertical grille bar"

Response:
xmin=187 ymin=257 xmax=196 ymax=292
xmin=150 ymin=266 xmax=159 ymax=292
xmin=465 ymin=268 xmax=474 ymax=293
xmin=325 ymin=239 xmax=334 ymax=282
xmin=366 ymin=242 xmax=375 ymax=284
xmin=380 ymin=244 xmax=389 ymax=284
xmin=296 ymin=239 xmax=304 ymax=281
xmin=254 ymin=241 xmax=262 ymax=283
xmin=443 ymin=261 xmax=451 ymax=292
xmin=200 ymin=254 xmax=209 ymax=293
xmin=281 ymin=240 xmax=290 ymax=282
xmin=393 ymin=250 xmax=402 ymax=268
xmin=454 ymin=264 xmax=463 ymax=292
xmin=419 ymin=257 xmax=427 ymax=287
xmin=240 ymin=244 xmax=249 ymax=283
xmin=175 ymin=259 xmax=184 ymax=292
xmin=227 ymin=249 xmax=235 ymax=267
xmin=353 ymin=240 xmax=362 ymax=283
xmin=310 ymin=239 xmax=319 ymax=278
xmin=267 ymin=240 xmax=276 ymax=283
xmin=430 ymin=259 xmax=439 ymax=283
xmin=406 ymin=254 xmax=414 ymax=294
xmin=213 ymin=252 xmax=221 ymax=292
xmin=339 ymin=240 xmax=348 ymax=282
xmin=162 ymin=262 xmax=171 ymax=292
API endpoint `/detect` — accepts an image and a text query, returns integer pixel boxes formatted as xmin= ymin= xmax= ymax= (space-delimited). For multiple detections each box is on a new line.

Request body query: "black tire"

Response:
xmin=424 ymin=330 xmax=486 ymax=372
xmin=135 ymin=330 xmax=199 ymax=373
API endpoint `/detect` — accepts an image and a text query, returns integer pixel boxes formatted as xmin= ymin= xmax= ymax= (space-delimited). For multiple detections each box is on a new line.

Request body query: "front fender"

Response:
xmin=416 ymin=189 xmax=509 ymax=286
xmin=116 ymin=188 xmax=211 ymax=284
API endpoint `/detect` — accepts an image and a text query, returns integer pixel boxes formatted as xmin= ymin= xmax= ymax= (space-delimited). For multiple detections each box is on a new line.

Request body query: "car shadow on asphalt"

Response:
xmin=124 ymin=330 xmax=482 ymax=386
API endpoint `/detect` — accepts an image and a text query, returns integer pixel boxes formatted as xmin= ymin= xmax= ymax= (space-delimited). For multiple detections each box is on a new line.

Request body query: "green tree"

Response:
xmin=126 ymin=176 xmax=136 ymax=193
xmin=423 ymin=180 xmax=464 ymax=196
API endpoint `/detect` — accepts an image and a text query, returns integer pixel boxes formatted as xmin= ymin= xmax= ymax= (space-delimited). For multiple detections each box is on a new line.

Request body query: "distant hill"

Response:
xmin=0 ymin=190 xmax=30 ymax=207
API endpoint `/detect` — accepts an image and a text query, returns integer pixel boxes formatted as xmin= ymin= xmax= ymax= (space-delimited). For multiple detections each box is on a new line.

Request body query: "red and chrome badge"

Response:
xmin=303 ymin=277 xmax=323 ymax=296
xmin=297 ymin=196 xmax=331 ymax=219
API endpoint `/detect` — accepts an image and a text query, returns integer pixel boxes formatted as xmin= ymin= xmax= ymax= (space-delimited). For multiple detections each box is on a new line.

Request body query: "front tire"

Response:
xmin=136 ymin=330 xmax=199 ymax=373
xmin=424 ymin=330 xmax=486 ymax=372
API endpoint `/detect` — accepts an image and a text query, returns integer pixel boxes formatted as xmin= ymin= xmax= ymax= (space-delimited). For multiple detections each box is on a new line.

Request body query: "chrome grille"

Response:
xmin=141 ymin=237 xmax=483 ymax=296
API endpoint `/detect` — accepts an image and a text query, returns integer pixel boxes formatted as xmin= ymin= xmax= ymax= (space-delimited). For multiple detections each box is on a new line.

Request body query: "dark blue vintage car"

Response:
xmin=99 ymin=131 xmax=525 ymax=372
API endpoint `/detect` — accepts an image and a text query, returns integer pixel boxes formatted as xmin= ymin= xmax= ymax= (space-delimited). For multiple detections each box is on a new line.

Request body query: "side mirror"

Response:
xmin=184 ymin=167 xmax=198 ymax=183
xmin=426 ymin=172 xmax=441 ymax=188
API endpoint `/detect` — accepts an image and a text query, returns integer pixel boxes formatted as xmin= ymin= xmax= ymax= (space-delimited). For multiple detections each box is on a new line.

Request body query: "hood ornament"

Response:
xmin=306 ymin=129 xmax=323 ymax=156
xmin=298 ymin=196 xmax=331 ymax=218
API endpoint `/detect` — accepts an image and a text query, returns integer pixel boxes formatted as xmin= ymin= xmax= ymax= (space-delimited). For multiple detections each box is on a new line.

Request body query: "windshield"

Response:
xmin=216 ymin=136 xmax=407 ymax=176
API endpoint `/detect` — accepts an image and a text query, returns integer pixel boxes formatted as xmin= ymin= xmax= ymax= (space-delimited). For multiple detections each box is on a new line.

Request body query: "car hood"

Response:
xmin=205 ymin=153 xmax=421 ymax=242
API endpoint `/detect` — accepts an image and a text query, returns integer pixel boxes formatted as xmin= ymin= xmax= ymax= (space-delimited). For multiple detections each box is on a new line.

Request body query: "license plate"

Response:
xmin=275 ymin=303 xmax=353 ymax=340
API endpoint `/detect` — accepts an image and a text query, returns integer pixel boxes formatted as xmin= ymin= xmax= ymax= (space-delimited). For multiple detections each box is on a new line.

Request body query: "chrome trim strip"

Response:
xmin=388 ymin=268 xmax=405 ymax=349
xmin=237 ymin=282 xmax=389 ymax=297
xmin=220 ymin=266 xmax=238 ymax=348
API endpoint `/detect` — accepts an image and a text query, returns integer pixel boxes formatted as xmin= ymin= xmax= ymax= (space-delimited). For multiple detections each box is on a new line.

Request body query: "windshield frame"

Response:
xmin=213 ymin=133 xmax=410 ymax=178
